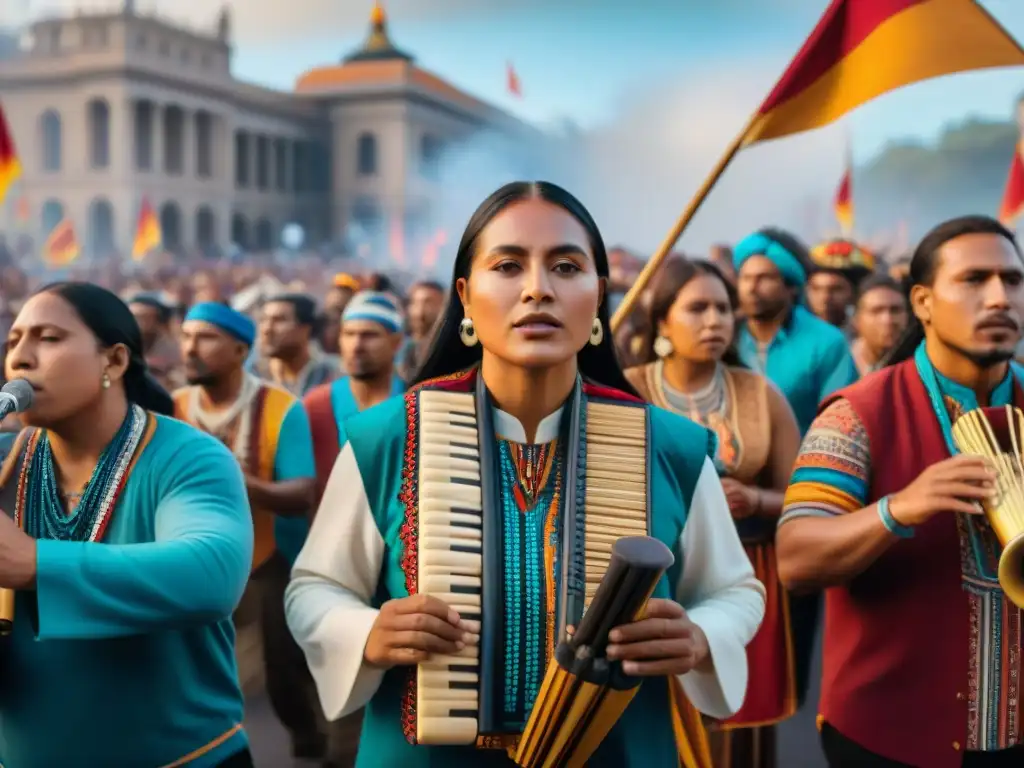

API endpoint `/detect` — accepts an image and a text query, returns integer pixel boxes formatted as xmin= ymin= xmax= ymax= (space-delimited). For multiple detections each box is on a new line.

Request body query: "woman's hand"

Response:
xmin=719 ymin=478 xmax=759 ymax=519
xmin=606 ymin=598 xmax=710 ymax=676
xmin=0 ymin=510 xmax=35 ymax=590
xmin=364 ymin=593 xmax=479 ymax=669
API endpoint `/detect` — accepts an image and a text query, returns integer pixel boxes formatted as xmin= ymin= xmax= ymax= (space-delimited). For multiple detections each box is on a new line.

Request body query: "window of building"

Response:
xmin=134 ymin=101 xmax=153 ymax=171
xmin=87 ymin=99 xmax=110 ymax=170
xmin=255 ymin=135 xmax=269 ymax=191
xmin=195 ymin=112 xmax=213 ymax=179
xmin=235 ymin=132 xmax=250 ymax=188
xmin=41 ymin=110 xmax=62 ymax=172
xmin=357 ymin=132 xmax=377 ymax=176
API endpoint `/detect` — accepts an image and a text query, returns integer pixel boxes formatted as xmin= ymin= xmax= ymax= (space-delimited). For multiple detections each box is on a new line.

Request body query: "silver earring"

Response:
xmin=459 ymin=317 xmax=478 ymax=347
xmin=101 ymin=372 xmax=111 ymax=389
xmin=653 ymin=335 xmax=674 ymax=359
xmin=589 ymin=317 xmax=604 ymax=346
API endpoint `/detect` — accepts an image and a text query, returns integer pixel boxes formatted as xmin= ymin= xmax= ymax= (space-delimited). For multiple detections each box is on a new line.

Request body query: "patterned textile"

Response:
xmin=781 ymin=370 xmax=1023 ymax=752
xmin=496 ymin=437 xmax=563 ymax=728
xmin=780 ymin=398 xmax=870 ymax=523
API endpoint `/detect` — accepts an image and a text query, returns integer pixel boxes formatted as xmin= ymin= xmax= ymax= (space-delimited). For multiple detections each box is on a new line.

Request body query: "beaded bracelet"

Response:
xmin=878 ymin=495 xmax=914 ymax=539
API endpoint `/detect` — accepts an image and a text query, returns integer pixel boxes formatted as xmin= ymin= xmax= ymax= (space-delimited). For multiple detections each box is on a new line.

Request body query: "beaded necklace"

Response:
xmin=653 ymin=359 xmax=735 ymax=473
xmin=16 ymin=404 xmax=147 ymax=542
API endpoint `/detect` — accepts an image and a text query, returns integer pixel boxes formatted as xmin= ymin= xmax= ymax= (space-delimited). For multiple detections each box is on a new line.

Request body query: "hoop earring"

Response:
xmin=653 ymin=335 xmax=674 ymax=359
xmin=589 ymin=317 xmax=604 ymax=346
xmin=459 ymin=317 xmax=478 ymax=347
xmin=101 ymin=372 xmax=111 ymax=389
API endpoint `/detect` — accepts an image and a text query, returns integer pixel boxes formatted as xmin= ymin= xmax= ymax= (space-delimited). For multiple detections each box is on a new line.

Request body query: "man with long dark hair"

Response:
xmin=777 ymin=215 xmax=1024 ymax=767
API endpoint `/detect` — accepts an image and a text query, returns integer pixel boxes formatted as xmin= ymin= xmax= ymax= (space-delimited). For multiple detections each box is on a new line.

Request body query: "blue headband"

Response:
xmin=733 ymin=232 xmax=808 ymax=287
xmin=185 ymin=302 xmax=256 ymax=347
xmin=342 ymin=291 xmax=402 ymax=333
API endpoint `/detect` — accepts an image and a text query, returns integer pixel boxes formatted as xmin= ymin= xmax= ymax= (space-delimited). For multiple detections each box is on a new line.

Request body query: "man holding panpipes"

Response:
xmin=778 ymin=215 xmax=1024 ymax=767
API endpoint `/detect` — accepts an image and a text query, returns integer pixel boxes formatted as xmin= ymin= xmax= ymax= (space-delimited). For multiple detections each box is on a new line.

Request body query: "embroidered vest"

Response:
xmin=820 ymin=360 xmax=1023 ymax=766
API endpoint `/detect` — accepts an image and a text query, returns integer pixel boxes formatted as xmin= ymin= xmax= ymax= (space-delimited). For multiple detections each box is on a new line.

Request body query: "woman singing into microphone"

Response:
xmin=0 ymin=283 xmax=254 ymax=767
xmin=286 ymin=181 xmax=765 ymax=766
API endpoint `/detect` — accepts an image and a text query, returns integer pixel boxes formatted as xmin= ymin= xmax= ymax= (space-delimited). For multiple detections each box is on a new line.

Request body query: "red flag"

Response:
xmin=833 ymin=165 xmax=853 ymax=235
xmin=507 ymin=62 xmax=522 ymax=98
xmin=44 ymin=218 xmax=80 ymax=267
xmin=744 ymin=0 xmax=1024 ymax=146
xmin=999 ymin=143 xmax=1024 ymax=226
xmin=132 ymin=196 xmax=162 ymax=261
xmin=0 ymin=102 xmax=21 ymax=205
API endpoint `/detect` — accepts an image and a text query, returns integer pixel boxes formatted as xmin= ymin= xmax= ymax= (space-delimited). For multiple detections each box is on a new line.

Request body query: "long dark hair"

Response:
xmin=640 ymin=257 xmax=744 ymax=368
xmin=39 ymin=282 xmax=175 ymax=416
xmin=412 ymin=181 xmax=637 ymax=396
xmin=881 ymin=215 xmax=1023 ymax=367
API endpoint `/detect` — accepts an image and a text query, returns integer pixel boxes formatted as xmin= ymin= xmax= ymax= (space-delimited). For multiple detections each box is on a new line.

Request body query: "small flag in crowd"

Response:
xmin=507 ymin=62 xmax=522 ymax=98
xmin=999 ymin=143 xmax=1024 ymax=226
xmin=132 ymin=196 xmax=162 ymax=261
xmin=743 ymin=0 xmax=1024 ymax=146
xmin=0 ymin=101 xmax=22 ymax=205
xmin=44 ymin=218 xmax=80 ymax=267
xmin=834 ymin=160 xmax=853 ymax=236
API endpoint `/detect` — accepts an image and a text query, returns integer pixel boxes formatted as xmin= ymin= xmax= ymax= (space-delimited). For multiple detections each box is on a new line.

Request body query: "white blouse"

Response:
xmin=285 ymin=406 xmax=766 ymax=723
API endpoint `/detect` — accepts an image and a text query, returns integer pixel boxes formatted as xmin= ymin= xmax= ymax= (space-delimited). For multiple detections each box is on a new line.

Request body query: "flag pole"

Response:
xmin=610 ymin=111 xmax=759 ymax=333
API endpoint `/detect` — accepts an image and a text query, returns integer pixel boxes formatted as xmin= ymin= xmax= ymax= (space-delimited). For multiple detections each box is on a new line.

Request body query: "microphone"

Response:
xmin=0 ymin=379 xmax=32 ymax=637
xmin=0 ymin=379 xmax=33 ymax=422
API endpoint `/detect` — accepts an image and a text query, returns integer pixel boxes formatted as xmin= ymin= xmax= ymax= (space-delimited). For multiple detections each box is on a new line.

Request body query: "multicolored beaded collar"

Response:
xmin=14 ymin=405 xmax=152 ymax=543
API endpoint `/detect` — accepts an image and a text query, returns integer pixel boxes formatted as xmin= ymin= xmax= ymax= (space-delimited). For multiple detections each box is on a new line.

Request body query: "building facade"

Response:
xmin=0 ymin=2 xmax=536 ymax=260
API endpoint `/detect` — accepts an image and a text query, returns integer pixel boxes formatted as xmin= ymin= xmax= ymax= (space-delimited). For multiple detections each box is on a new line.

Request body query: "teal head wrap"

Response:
xmin=733 ymin=231 xmax=808 ymax=287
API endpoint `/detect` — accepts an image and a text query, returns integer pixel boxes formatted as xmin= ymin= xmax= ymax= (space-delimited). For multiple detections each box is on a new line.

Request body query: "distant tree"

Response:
xmin=856 ymin=118 xmax=1019 ymax=239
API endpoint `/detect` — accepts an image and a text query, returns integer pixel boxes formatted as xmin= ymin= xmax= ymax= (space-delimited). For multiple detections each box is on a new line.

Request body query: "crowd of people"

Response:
xmin=0 ymin=180 xmax=1021 ymax=768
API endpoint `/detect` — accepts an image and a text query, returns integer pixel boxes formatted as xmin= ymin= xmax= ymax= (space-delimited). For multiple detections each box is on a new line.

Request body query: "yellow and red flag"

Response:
xmin=132 ymin=196 xmax=162 ymax=261
xmin=507 ymin=62 xmax=522 ymax=98
xmin=999 ymin=144 xmax=1024 ymax=226
xmin=744 ymin=0 xmax=1024 ymax=146
xmin=44 ymin=218 xmax=80 ymax=267
xmin=834 ymin=164 xmax=853 ymax=235
xmin=0 ymin=102 xmax=21 ymax=205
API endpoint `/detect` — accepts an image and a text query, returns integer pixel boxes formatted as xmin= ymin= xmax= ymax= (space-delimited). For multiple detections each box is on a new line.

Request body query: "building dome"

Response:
xmin=344 ymin=1 xmax=412 ymax=63
xmin=294 ymin=2 xmax=415 ymax=93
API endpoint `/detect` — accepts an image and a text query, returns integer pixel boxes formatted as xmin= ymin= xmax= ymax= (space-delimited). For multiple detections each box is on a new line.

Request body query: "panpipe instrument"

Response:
xmin=951 ymin=405 xmax=1024 ymax=609
xmin=513 ymin=535 xmax=672 ymax=768
xmin=409 ymin=376 xmax=711 ymax=764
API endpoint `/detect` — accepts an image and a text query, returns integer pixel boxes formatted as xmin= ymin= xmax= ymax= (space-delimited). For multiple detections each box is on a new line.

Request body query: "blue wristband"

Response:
xmin=878 ymin=496 xmax=914 ymax=539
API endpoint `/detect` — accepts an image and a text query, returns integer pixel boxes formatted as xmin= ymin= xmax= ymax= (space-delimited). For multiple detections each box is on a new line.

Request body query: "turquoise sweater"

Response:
xmin=0 ymin=415 xmax=254 ymax=767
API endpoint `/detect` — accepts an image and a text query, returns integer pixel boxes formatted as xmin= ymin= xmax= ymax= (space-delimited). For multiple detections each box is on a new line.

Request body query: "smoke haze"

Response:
xmin=421 ymin=60 xmax=847 ymax=265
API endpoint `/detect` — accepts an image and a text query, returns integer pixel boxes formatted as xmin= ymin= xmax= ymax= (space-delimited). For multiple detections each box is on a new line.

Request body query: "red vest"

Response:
xmin=303 ymin=383 xmax=340 ymax=509
xmin=820 ymin=359 xmax=972 ymax=767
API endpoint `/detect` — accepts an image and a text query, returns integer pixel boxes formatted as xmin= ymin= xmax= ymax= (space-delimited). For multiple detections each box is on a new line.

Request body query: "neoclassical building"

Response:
xmin=0 ymin=1 xmax=537 ymax=259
